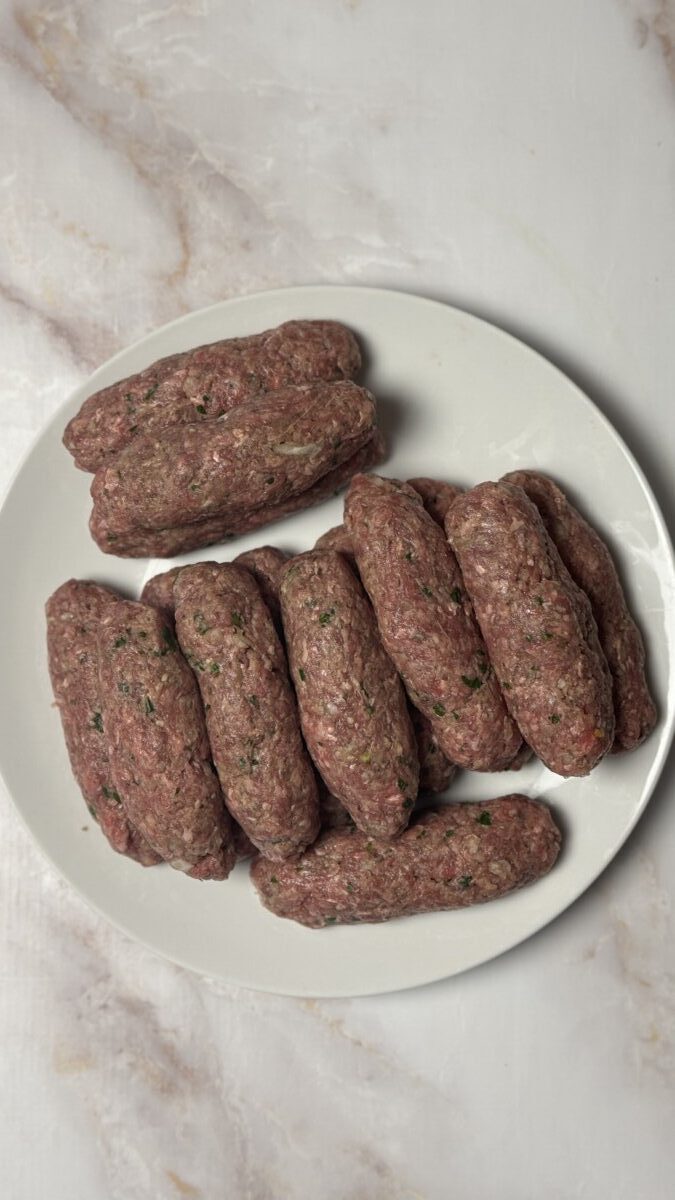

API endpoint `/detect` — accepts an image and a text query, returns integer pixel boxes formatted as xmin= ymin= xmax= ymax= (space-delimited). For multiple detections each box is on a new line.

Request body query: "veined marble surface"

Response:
xmin=1 ymin=2 xmax=674 ymax=1197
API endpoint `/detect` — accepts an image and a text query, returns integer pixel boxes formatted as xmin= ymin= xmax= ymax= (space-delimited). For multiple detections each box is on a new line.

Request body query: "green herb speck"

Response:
xmin=421 ymin=585 xmax=433 ymax=598
xmin=118 ymin=682 xmax=130 ymax=694
xmin=231 ymin=611 xmax=244 ymax=629
xmin=535 ymin=595 xmax=544 ymax=606
xmin=397 ymin=778 xmax=408 ymax=792
xmin=405 ymin=549 xmax=414 ymax=561
xmin=298 ymin=668 xmax=306 ymax=682
xmin=270 ymin=876 xmax=279 ymax=885
xmin=91 ymin=711 xmax=104 ymax=733
xmin=402 ymin=797 xmax=414 ymax=810
xmin=113 ymin=635 xmax=127 ymax=648
xmin=444 ymin=828 xmax=454 ymax=838
xmin=461 ymin=675 xmax=482 ymax=690
xmin=102 ymin=786 xmax=121 ymax=803
xmin=450 ymin=587 xmax=462 ymax=603
xmin=248 ymin=694 xmax=259 ymax=708
xmin=452 ymin=710 xmax=460 ymax=720
xmin=476 ymin=811 xmax=492 ymax=826
xmin=324 ymin=917 xmax=337 ymax=926
xmin=542 ymin=630 xmax=553 ymax=641
xmin=143 ymin=696 xmax=155 ymax=715
xmin=210 ymin=662 xmax=221 ymax=676
xmin=459 ymin=874 xmax=473 ymax=889
xmin=433 ymin=702 xmax=446 ymax=717
xmin=549 ymin=713 xmax=561 ymax=724
xmin=142 ymin=385 xmax=158 ymax=402
xmin=318 ymin=608 xmax=335 ymax=626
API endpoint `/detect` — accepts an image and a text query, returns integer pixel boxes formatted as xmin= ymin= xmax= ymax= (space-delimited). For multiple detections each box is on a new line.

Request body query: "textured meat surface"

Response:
xmin=280 ymin=550 xmax=419 ymax=837
xmin=411 ymin=707 xmax=458 ymax=793
xmin=408 ymin=477 xmax=462 ymax=525
xmin=447 ymin=481 xmax=614 ymax=777
xmin=345 ymin=474 xmax=521 ymax=771
xmin=233 ymin=546 xmax=287 ymax=625
xmin=140 ymin=566 xmax=184 ymax=621
xmin=503 ymin=469 xmax=656 ymax=751
xmin=314 ymin=523 xmax=356 ymax=562
xmin=90 ymin=380 xmax=376 ymax=549
xmin=252 ymin=795 xmax=561 ymax=927
xmin=174 ymin=563 xmax=319 ymax=860
xmin=96 ymin=599 xmax=235 ymax=878
xmin=46 ymin=581 xmax=161 ymax=866
xmin=65 ymin=320 xmax=362 ymax=471
xmin=95 ymin=428 xmax=385 ymax=558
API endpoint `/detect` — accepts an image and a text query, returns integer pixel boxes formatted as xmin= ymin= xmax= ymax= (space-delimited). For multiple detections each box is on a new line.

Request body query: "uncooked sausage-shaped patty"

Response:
xmin=64 ymin=320 xmax=361 ymax=472
xmin=313 ymin=520 xmax=457 ymax=792
xmin=233 ymin=546 xmax=288 ymax=626
xmin=447 ymin=481 xmax=614 ymax=777
xmin=46 ymin=581 xmax=161 ymax=867
xmin=140 ymin=566 xmax=184 ymax=621
xmin=90 ymin=381 xmax=376 ymax=552
xmin=345 ymin=474 xmax=521 ymax=771
xmin=408 ymin=477 xmax=462 ymax=525
xmin=99 ymin=428 xmax=385 ymax=559
xmin=502 ymin=469 xmax=656 ymax=751
xmin=280 ymin=550 xmax=419 ymax=837
xmin=252 ymin=795 xmax=561 ymax=927
xmin=97 ymin=599 xmax=235 ymax=878
xmin=174 ymin=563 xmax=319 ymax=860
xmin=410 ymin=706 xmax=458 ymax=793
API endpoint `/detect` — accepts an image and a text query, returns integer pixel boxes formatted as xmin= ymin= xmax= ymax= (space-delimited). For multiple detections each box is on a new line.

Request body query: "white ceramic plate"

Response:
xmin=1 ymin=286 xmax=673 ymax=997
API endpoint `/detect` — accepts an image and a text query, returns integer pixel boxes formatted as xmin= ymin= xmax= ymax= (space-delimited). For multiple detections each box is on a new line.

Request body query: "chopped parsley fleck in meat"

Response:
xmin=420 ymin=585 xmax=434 ymax=598
xmin=433 ymin=702 xmax=446 ymax=717
xmin=459 ymin=874 xmax=473 ymax=889
xmin=476 ymin=811 xmax=492 ymax=826
xmin=186 ymin=652 xmax=205 ymax=672
xmin=450 ymin=587 xmax=462 ymax=603
xmin=231 ymin=611 xmax=244 ymax=629
xmin=142 ymin=385 xmax=158 ymax=402
xmin=535 ymin=595 xmax=544 ymax=606
xmin=195 ymin=404 xmax=207 ymax=415
xmin=346 ymin=882 xmax=355 ymax=894
xmin=91 ymin=711 xmax=104 ymax=733
xmin=193 ymin=613 xmax=210 ymax=634
xmin=209 ymin=662 xmax=221 ymax=676
xmin=248 ymin=694 xmax=259 ymax=708
xmin=461 ymin=675 xmax=482 ymax=690
xmin=113 ymin=635 xmax=127 ymax=648
xmin=318 ymin=608 xmax=335 ymax=626
xmin=270 ymin=876 xmax=279 ymax=885
xmin=542 ymin=630 xmax=553 ymax=641
xmin=402 ymin=797 xmax=414 ymax=809
xmin=549 ymin=713 xmax=561 ymax=724
xmin=118 ymin=682 xmax=130 ymax=694
xmin=102 ymin=786 xmax=121 ymax=803
xmin=298 ymin=668 xmax=306 ymax=682
xmin=444 ymin=828 xmax=454 ymax=838
xmin=397 ymin=778 xmax=408 ymax=792
xmin=405 ymin=549 xmax=414 ymax=561
xmin=143 ymin=696 xmax=155 ymax=715
xmin=452 ymin=710 xmax=460 ymax=720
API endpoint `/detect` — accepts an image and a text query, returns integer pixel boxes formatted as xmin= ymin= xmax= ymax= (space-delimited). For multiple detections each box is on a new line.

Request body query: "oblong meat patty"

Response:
xmin=96 ymin=599 xmax=235 ymax=878
xmin=502 ymin=469 xmax=656 ymax=752
xmin=46 ymin=580 xmax=161 ymax=867
xmin=90 ymin=382 xmax=377 ymax=554
xmin=344 ymin=474 xmax=521 ymax=771
xmin=408 ymin=477 xmax=462 ymax=525
xmin=280 ymin=550 xmax=419 ymax=838
xmin=233 ymin=546 xmax=288 ymax=627
xmin=65 ymin=319 xmax=361 ymax=471
xmin=252 ymin=795 xmax=561 ymax=927
xmin=140 ymin=566 xmax=184 ymax=622
xmin=174 ymin=563 xmax=319 ymax=860
xmin=446 ymin=481 xmax=614 ymax=777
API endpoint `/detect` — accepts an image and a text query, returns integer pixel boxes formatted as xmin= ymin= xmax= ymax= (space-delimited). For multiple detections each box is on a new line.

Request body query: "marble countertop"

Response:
xmin=2 ymin=2 xmax=674 ymax=1197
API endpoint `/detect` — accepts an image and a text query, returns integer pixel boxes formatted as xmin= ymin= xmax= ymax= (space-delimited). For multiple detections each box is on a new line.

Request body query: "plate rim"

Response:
xmin=1 ymin=282 xmax=674 ymax=997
